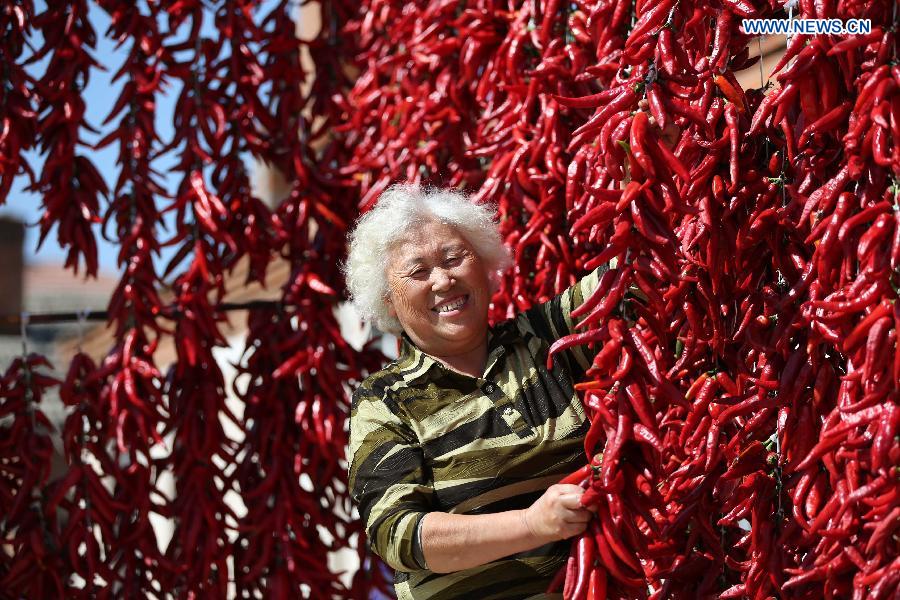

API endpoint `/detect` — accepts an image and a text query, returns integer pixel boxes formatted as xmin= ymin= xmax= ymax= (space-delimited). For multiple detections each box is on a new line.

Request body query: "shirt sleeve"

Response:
xmin=348 ymin=382 xmax=433 ymax=573
xmin=519 ymin=257 xmax=644 ymax=376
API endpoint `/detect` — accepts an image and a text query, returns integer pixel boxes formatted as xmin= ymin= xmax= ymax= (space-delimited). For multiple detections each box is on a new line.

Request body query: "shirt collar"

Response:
xmin=395 ymin=323 xmax=516 ymax=385
xmin=396 ymin=333 xmax=438 ymax=384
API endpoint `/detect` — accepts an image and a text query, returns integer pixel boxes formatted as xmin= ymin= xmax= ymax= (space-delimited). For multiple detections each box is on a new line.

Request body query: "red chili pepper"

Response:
xmin=562 ymin=553 xmax=577 ymax=599
xmin=566 ymin=532 xmax=595 ymax=600
xmin=624 ymin=0 xmax=674 ymax=48
xmin=559 ymin=463 xmax=593 ymax=486
xmin=809 ymin=279 xmax=884 ymax=314
xmin=575 ymin=266 xmax=633 ymax=328
xmin=547 ymin=563 xmax=568 ymax=593
xmin=748 ymin=88 xmax=779 ymax=135
xmin=553 ymin=89 xmax=620 ymax=109
xmin=713 ymin=75 xmax=745 ymax=113
xmin=585 ymin=568 xmax=605 ymax=600
xmin=650 ymin=134 xmax=690 ymax=182
xmin=547 ymin=326 xmax=610 ymax=371
xmin=588 ymin=519 xmax=643 ymax=587
xmin=724 ymin=102 xmax=740 ymax=187
xmin=573 ymin=89 xmax=641 ymax=152
xmin=570 ymin=202 xmax=617 ymax=235
xmin=646 ymin=84 xmax=670 ymax=130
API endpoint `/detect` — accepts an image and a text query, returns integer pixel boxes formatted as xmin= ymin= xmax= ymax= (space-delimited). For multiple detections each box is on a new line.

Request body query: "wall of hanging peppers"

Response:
xmin=1 ymin=0 xmax=898 ymax=598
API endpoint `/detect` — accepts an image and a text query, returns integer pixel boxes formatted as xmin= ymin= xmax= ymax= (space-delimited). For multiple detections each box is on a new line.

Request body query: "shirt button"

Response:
xmin=483 ymin=383 xmax=495 ymax=394
xmin=503 ymin=406 xmax=514 ymax=416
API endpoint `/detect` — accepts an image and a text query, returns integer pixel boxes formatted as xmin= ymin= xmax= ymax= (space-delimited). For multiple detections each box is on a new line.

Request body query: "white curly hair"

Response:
xmin=344 ymin=184 xmax=513 ymax=334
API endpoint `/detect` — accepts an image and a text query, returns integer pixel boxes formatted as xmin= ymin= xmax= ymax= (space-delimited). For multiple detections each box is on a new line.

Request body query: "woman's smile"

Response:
xmin=432 ymin=294 xmax=468 ymax=314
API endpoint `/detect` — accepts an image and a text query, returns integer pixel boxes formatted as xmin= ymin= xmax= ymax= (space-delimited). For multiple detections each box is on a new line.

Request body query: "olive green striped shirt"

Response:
xmin=348 ymin=265 xmax=610 ymax=600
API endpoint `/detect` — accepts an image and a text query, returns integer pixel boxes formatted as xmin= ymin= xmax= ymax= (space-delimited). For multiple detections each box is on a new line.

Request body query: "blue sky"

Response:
xmin=1 ymin=1 xmax=281 ymax=277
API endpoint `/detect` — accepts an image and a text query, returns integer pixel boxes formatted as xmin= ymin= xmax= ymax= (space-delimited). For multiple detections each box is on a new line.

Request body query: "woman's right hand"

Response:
xmin=521 ymin=484 xmax=596 ymax=544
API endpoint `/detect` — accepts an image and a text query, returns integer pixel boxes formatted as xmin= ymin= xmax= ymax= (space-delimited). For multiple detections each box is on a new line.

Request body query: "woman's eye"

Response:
xmin=445 ymin=255 xmax=462 ymax=266
xmin=410 ymin=269 xmax=427 ymax=278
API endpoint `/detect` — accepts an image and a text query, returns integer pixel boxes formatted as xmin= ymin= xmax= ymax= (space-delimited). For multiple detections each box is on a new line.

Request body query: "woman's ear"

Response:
xmin=385 ymin=293 xmax=397 ymax=318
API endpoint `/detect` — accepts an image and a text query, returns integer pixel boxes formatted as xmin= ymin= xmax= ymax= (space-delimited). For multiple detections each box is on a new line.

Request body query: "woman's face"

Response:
xmin=385 ymin=220 xmax=491 ymax=358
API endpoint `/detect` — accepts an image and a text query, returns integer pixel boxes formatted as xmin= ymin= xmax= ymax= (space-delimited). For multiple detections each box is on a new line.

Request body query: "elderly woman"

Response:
xmin=345 ymin=185 xmax=618 ymax=600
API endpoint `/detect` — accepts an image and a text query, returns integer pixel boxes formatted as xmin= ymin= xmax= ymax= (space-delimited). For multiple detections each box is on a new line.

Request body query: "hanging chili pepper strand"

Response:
xmin=155 ymin=3 xmax=260 ymax=594
xmin=553 ymin=0 xmax=730 ymax=592
xmin=210 ymin=0 xmax=275 ymax=284
xmin=56 ymin=351 xmax=120 ymax=597
xmin=29 ymin=0 xmax=104 ymax=277
xmin=258 ymin=0 xmax=355 ymax=236
xmin=232 ymin=2 xmax=344 ymax=596
xmin=232 ymin=2 xmax=390 ymax=597
xmin=159 ymin=0 xmax=275 ymax=285
xmin=253 ymin=1 xmax=310 ymax=179
xmin=311 ymin=4 xmax=400 ymax=594
xmin=546 ymin=0 xmax=825 ymax=595
xmin=233 ymin=306 xmax=353 ymax=599
xmin=235 ymin=194 xmax=388 ymax=598
xmin=758 ymin=1 xmax=898 ymax=593
xmin=0 ymin=354 xmax=65 ymax=597
xmin=234 ymin=268 xmax=387 ymax=599
xmin=469 ymin=1 xmax=546 ymax=316
xmin=337 ymin=0 xmax=484 ymax=212
xmin=93 ymin=0 xmax=174 ymax=594
xmin=0 ymin=1 xmax=38 ymax=203
xmin=303 ymin=1 xmax=361 ymax=145
xmin=478 ymin=0 xmax=608 ymax=318
xmin=159 ymin=267 xmax=237 ymax=596
xmin=88 ymin=333 xmax=171 ymax=597
xmin=95 ymin=0 xmax=168 ymax=340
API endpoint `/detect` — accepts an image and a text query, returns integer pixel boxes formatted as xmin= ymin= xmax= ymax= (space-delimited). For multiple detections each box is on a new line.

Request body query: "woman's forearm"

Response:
xmin=420 ymin=484 xmax=593 ymax=574
xmin=420 ymin=509 xmax=539 ymax=574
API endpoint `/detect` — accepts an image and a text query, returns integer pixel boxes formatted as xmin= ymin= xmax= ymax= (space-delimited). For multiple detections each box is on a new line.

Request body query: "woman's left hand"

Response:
xmin=521 ymin=483 xmax=597 ymax=544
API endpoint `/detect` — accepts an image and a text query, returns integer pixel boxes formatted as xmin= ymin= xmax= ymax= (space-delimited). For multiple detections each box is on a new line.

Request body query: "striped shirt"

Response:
xmin=348 ymin=265 xmax=611 ymax=600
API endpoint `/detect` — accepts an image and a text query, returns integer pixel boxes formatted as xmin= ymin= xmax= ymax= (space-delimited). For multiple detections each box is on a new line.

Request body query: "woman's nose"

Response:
xmin=432 ymin=268 xmax=455 ymax=291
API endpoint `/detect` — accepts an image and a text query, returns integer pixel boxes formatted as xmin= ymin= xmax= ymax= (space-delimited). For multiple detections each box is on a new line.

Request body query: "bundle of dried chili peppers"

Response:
xmin=0 ymin=354 xmax=65 ymax=596
xmin=537 ymin=0 xmax=899 ymax=597
xmin=229 ymin=3 xmax=392 ymax=597
xmin=30 ymin=0 xmax=105 ymax=277
xmin=0 ymin=2 xmax=38 ymax=203
xmin=3 ymin=0 xmax=388 ymax=596
xmin=3 ymin=0 xmax=899 ymax=597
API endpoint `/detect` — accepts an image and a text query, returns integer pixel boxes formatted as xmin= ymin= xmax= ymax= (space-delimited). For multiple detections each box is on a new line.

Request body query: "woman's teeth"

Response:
xmin=435 ymin=296 xmax=466 ymax=313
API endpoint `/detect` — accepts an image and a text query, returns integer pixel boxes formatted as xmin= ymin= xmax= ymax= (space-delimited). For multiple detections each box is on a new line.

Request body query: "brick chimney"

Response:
xmin=0 ymin=217 xmax=25 ymax=334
